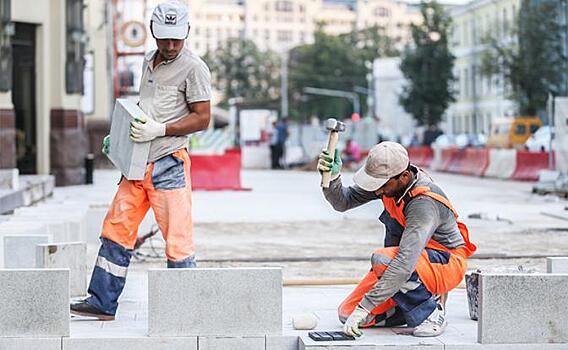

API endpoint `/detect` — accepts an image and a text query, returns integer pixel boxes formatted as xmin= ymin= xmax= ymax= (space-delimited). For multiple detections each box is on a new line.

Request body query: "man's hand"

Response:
xmin=343 ymin=305 xmax=370 ymax=337
xmin=130 ymin=115 xmax=166 ymax=143
xmin=317 ymin=149 xmax=342 ymax=180
xmin=102 ymin=135 xmax=110 ymax=155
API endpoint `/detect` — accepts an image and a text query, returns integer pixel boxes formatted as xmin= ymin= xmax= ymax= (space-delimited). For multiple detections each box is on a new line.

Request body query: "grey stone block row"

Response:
xmin=0 ymin=269 xmax=69 ymax=337
xmin=148 ymin=268 xmax=282 ymax=337
xmin=546 ymin=257 xmax=568 ymax=273
xmin=478 ymin=273 xmax=568 ymax=344
xmin=108 ymin=99 xmax=151 ymax=180
xmin=0 ymin=175 xmax=53 ymax=215
xmin=0 ymin=336 xmax=298 ymax=350
xmin=3 ymin=234 xmax=52 ymax=268
xmin=0 ymin=168 xmax=19 ymax=190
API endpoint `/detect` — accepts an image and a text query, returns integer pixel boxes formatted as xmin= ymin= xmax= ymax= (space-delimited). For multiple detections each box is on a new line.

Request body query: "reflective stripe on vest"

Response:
xmin=381 ymin=185 xmax=477 ymax=257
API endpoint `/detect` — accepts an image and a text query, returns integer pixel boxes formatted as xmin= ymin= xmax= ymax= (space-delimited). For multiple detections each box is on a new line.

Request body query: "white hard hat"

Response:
xmin=353 ymin=141 xmax=410 ymax=191
xmin=151 ymin=1 xmax=189 ymax=40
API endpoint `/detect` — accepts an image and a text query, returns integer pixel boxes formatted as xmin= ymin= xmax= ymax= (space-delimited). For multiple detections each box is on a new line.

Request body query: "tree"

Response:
xmin=288 ymin=24 xmax=398 ymax=120
xmin=205 ymin=38 xmax=280 ymax=107
xmin=399 ymin=1 xmax=455 ymax=127
xmin=481 ymin=0 xmax=565 ymax=116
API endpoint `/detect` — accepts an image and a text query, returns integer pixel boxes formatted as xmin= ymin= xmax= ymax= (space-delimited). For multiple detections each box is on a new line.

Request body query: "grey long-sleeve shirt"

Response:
xmin=323 ymin=171 xmax=464 ymax=310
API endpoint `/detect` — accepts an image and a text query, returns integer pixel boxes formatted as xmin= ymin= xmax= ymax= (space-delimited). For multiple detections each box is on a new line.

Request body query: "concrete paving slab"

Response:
xmin=199 ymin=336 xmax=265 ymax=350
xmin=63 ymin=337 xmax=197 ymax=350
xmin=0 ymin=338 xmax=61 ymax=350
xmin=546 ymin=257 xmax=568 ymax=273
xmin=479 ymin=273 xmax=568 ymax=344
xmin=36 ymin=242 xmax=87 ymax=297
xmin=0 ymin=269 xmax=69 ymax=337
xmin=148 ymin=268 xmax=282 ymax=337
xmin=107 ymin=99 xmax=151 ymax=180
xmin=267 ymin=335 xmax=300 ymax=350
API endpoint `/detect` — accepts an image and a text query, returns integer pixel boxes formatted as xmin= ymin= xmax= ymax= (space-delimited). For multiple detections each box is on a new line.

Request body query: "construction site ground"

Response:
xmin=54 ymin=168 xmax=568 ymax=348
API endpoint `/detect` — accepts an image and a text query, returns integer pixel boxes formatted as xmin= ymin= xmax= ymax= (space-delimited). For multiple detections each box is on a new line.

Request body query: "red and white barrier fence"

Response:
xmin=410 ymin=147 xmax=553 ymax=181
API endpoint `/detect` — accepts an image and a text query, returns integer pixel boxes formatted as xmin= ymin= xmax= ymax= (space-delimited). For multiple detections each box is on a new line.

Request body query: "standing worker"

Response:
xmin=71 ymin=0 xmax=211 ymax=320
xmin=274 ymin=117 xmax=289 ymax=169
xmin=317 ymin=141 xmax=476 ymax=337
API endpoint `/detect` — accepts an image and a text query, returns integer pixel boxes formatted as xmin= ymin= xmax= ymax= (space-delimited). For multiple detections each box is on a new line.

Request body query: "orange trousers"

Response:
xmin=101 ymin=149 xmax=194 ymax=261
xmin=338 ymin=246 xmax=467 ymax=326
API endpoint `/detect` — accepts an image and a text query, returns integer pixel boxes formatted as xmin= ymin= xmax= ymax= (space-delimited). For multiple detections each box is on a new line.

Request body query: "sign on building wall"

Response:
xmin=121 ymin=21 xmax=146 ymax=48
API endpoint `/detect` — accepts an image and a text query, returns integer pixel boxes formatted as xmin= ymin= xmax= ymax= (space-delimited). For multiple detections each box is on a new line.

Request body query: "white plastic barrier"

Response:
xmin=484 ymin=149 xmax=516 ymax=179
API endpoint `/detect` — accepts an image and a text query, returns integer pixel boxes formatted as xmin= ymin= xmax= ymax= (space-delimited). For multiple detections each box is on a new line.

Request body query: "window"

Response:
xmin=277 ymin=30 xmax=293 ymax=42
xmin=0 ymin=0 xmax=12 ymax=92
xmin=65 ymin=0 xmax=86 ymax=94
xmin=515 ymin=124 xmax=526 ymax=135
xmin=375 ymin=7 xmax=390 ymax=17
xmin=264 ymin=29 xmax=270 ymax=41
xmin=530 ymin=124 xmax=540 ymax=134
xmin=275 ymin=1 xmax=293 ymax=12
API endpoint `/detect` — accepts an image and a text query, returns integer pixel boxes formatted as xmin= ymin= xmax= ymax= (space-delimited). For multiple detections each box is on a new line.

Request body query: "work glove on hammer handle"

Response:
xmin=317 ymin=149 xmax=342 ymax=181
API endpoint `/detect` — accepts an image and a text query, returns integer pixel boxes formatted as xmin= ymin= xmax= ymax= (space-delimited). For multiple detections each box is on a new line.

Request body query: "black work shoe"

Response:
xmin=70 ymin=300 xmax=115 ymax=321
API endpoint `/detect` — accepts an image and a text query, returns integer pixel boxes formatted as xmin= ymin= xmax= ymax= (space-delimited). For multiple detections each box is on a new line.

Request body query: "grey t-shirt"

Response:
xmin=139 ymin=47 xmax=211 ymax=162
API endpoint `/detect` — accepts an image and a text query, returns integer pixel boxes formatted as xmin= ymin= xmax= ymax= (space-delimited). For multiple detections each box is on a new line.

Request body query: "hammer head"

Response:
xmin=325 ymin=118 xmax=346 ymax=132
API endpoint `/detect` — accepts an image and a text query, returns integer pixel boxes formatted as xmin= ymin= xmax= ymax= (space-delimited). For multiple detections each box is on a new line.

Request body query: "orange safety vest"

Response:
xmin=381 ymin=183 xmax=477 ymax=294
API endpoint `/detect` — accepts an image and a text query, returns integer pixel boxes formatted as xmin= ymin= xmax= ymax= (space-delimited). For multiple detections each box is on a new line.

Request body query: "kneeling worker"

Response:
xmin=318 ymin=141 xmax=476 ymax=337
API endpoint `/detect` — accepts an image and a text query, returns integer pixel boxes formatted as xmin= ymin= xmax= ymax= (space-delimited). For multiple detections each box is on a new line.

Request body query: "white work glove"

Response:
xmin=343 ymin=305 xmax=370 ymax=337
xmin=129 ymin=115 xmax=166 ymax=143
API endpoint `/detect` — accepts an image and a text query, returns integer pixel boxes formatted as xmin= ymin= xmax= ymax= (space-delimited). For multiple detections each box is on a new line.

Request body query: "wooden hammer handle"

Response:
xmin=321 ymin=131 xmax=339 ymax=188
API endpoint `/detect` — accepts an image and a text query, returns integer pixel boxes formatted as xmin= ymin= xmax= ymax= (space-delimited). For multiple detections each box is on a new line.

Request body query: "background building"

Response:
xmin=0 ymin=0 xmax=96 ymax=185
xmin=373 ymin=57 xmax=416 ymax=140
xmin=446 ymin=0 xmax=519 ymax=136
xmin=185 ymin=0 xmax=421 ymax=55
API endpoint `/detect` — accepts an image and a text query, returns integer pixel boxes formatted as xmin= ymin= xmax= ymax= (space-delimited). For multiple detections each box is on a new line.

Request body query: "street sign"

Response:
xmin=121 ymin=21 xmax=147 ymax=48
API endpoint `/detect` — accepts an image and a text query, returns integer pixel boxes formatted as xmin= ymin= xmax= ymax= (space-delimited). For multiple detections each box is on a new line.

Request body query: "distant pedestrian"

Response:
xmin=341 ymin=138 xmax=361 ymax=169
xmin=268 ymin=121 xmax=279 ymax=169
xmin=273 ymin=117 xmax=289 ymax=169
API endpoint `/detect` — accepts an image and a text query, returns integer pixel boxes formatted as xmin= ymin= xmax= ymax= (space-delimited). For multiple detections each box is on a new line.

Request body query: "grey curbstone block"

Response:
xmin=0 ymin=338 xmax=61 ymax=349
xmin=36 ymin=242 xmax=87 ymax=297
xmin=3 ymin=234 xmax=51 ymax=268
xmin=198 ymin=337 xmax=265 ymax=350
xmin=546 ymin=257 xmax=568 ymax=273
xmin=148 ymin=268 xmax=282 ymax=337
xmin=267 ymin=335 xmax=299 ymax=350
xmin=0 ymin=269 xmax=69 ymax=337
xmin=108 ymin=99 xmax=151 ymax=180
xmin=478 ymin=273 xmax=568 ymax=344
xmin=63 ymin=337 xmax=197 ymax=350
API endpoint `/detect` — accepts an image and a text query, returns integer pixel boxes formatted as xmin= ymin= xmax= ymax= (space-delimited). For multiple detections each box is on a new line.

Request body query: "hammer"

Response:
xmin=321 ymin=118 xmax=346 ymax=188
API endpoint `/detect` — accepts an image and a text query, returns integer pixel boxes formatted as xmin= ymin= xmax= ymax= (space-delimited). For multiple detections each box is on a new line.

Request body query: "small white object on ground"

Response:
xmin=292 ymin=313 xmax=318 ymax=330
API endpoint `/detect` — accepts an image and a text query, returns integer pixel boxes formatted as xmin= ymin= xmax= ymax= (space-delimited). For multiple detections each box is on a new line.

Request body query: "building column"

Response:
xmin=50 ymin=108 xmax=88 ymax=186
xmin=0 ymin=107 xmax=16 ymax=169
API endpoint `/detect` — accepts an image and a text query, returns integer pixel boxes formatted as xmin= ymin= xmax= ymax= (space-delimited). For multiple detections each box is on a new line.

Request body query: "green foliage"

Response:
xmin=481 ymin=0 xmax=565 ymax=116
xmin=205 ymin=38 xmax=281 ymax=107
xmin=288 ymin=24 xmax=398 ymax=121
xmin=399 ymin=1 xmax=455 ymax=127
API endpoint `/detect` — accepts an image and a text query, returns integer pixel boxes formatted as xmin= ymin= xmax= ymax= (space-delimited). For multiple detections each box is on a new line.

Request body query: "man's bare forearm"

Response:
xmin=165 ymin=101 xmax=211 ymax=136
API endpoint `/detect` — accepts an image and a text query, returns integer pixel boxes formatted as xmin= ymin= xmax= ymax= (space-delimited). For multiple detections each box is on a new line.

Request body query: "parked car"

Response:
xmin=525 ymin=126 xmax=554 ymax=152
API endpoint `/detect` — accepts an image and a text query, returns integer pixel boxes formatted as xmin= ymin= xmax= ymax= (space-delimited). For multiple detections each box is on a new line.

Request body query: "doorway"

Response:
xmin=11 ymin=22 xmax=37 ymax=174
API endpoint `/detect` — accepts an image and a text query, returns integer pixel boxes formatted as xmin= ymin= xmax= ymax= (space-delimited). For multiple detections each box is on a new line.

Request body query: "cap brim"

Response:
xmin=152 ymin=22 xmax=188 ymax=39
xmin=353 ymin=166 xmax=389 ymax=192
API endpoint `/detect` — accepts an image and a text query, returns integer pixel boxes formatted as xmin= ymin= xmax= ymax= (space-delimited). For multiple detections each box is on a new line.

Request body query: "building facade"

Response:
xmin=184 ymin=0 xmax=421 ymax=55
xmin=446 ymin=0 xmax=519 ymax=135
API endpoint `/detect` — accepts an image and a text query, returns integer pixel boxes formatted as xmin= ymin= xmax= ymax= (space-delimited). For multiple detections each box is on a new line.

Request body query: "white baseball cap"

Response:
xmin=353 ymin=141 xmax=410 ymax=191
xmin=151 ymin=1 xmax=189 ymax=40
